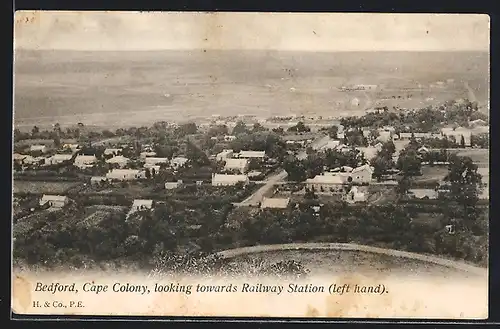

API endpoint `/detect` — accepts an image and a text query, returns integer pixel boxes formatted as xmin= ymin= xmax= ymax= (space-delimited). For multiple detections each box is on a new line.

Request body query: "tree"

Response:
xmin=145 ymin=168 xmax=151 ymax=179
xmin=460 ymin=135 xmax=465 ymax=148
xmin=177 ymin=123 xmax=198 ymax=137
xmin=272 ymin=127 xmax=284 ymax=135
xmin=288 ymin=122 xmax=310 ymax=133
xmin=283 ymin=159 xmax=307 ymax=182
xmin=186 ymin=141 xmax=210 ymax=167
xmin=31 ymin=126 xmax=39 ymax=138
xmin=381 ymin=140 xmax=396 ymax=157
xmin=232 ymin=121 xmax=249 ymax=135
xmin=252 ymin=123 xmax=267 ymax=132
xmin=444 ymin=155 xmax=483 ymax=221
xmin=396 ymin=176 xmax=411 ymax=197
xmin=397 ymin=148 xmax=422 ymax=176
xmin=327 ymin=125 xmax=339 ymax=139
xmin=371 ymin=154 xmax=392 ymax=182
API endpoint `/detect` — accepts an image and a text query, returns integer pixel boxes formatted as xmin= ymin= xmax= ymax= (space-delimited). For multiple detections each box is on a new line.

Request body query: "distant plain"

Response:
xmin=13 ymin=50 xmax=489 ymax=129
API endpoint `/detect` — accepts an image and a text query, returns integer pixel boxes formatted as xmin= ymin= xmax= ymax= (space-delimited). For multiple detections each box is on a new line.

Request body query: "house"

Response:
xmin=144 ymin=164 xmax=161 ymax=173
xmin=224 ymin=135 xmax=237 ymax=142
xmin=216 ymin=149 xmax=234 ymax=161
xmin=13 ymin=153 xmax=27 ymax=164
xmin=399 ymin=132 xmax=434 ymax=140
xmin=140 ymin=151 xmax=157 ymax=159
xmin=106 ymin=169 xmax=144 ymax=181
xmin=305 ymin=174 xmax=347 ymax=194
xmin=144 ymin=157 xmax=169 ymax=166
xmin=440 ymin=127 xmax=472 ymax=146
xmin=74 ymin=155 xmax=97 ymax=169
xmin=48 ymin=154 xmax=73 ymax=165
xmin=165 ymin=180 xmax=183 ymax=190
xmin=235 ymin=150 xmax=266 ymax=159
xmin=260 ymin=197 xmax=290 ymax=209
xmin=224 ymin=158 xmax=249 ymax=173
xmin=21 ymin=155 xmax=42 ymax=166
xmin=408 ymin=188 xmax=438 ymax=199
xmin=106 ymin=155 xmax=130 ymax=168
xmin=39 ymin=195 xmax=69 ymax=208
xmin=30 ymin=145 xmax=48 ymax=153
xmin=212 ymin=173 xmax=249 ymax=186
xmin=418 ymin=146 xmax=429 ymax=154
xmin=344 ymin=186 xmax=367 ymax=203
xmin=90 ymin=176 xmax=107 ymax=185
xmin=128 ymin=199 xmax=154 ymax=217
xmin=350 ymin=164 xmax=374 ymax=184
xmin=171 ymin=156 xmax=189 ymax=169
xmin=104 ymin=148 xmax=123 ymax=156
xmin=196 ymin=180 xmax=204 ymax=186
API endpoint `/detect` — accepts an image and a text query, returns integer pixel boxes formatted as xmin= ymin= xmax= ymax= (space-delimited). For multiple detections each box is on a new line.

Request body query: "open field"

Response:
xmin=455 ymin=149 xmax=489 ymax=166
xmin=418 ymin=166 xmax=449 ymax=182
xmin=13 ymin=180 xmax=82 ymax=194
xmin=14 ymin=50 xmax=488 ymax=129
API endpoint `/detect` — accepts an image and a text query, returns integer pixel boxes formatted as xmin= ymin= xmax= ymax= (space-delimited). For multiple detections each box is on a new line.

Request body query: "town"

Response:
xmin=12 ymin=98 xmax=489 ymax=275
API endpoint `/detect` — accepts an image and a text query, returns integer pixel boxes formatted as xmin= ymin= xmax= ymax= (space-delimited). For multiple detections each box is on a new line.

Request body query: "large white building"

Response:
xmin=306 ymin=164 xmax=373 ymax=193
xmin=106 ymin=169 xmax=144 ymax=181
xmin=212 ymin=173 xmax=249 ymax=186
xmin=235 ymin=150 xmax=266 ymax=159
xmin=224 ymin=158 xmax=249 ymax=173
xmin=144 ymin=157 xmax=169 ymax=166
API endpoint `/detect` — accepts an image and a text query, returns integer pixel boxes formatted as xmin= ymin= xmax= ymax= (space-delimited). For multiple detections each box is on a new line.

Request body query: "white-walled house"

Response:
xmin=74 ymin=155 xmax=97 ymax=169
xmin=39 ymin=195 xmax=69 ymax=208
xmin=344 ymin=186 xmax=367 ymax=203
xmin=212 ymin=173 xmax=249 ymax=186
xmin=106 ymin=155 xmax=130 ymax=168
xmin=171 ymin=157 xmax=189 ymax=169
xmin=305 ymin=174 xmax=348 ymax=194
xmin=350 ymin=164 xmax=374 ymax=184
xmin=216 ymin=149 xmax=234 ymax=161
xmin=235 ymin=150 xmax=266 ymax=159
xmin=144 ymin=157 xmax=169 ymax=166
xmin=106 ymin=169 xmax=145 ymax=181
xmin=48 ymin=154 xmax=73 ymax=165
xmin=128 ymin=199 xmax=154 ymax=217
xmin=224 ymin=158 xmax=249 ymax=173
xmin=165 ymin=180 xmax=183 ymax=190
xmin=104 ymin=148 xmax=123 ymax=156
xmin=30 ymin=145 xmax=48 ymax=153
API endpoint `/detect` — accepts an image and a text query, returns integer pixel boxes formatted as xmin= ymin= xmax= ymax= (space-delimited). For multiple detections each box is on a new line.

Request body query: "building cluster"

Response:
xmin=212 ymin=149 xmax=267 ymax=186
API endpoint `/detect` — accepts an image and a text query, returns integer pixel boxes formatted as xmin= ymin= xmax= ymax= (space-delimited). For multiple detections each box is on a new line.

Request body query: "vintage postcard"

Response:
xmin=12 ymin=11 xmax=489 ymax=319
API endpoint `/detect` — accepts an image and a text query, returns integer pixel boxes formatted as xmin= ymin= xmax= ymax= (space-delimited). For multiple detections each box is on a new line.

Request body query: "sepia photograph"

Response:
xmin=12 ymin=11 xmax=489 ymax=319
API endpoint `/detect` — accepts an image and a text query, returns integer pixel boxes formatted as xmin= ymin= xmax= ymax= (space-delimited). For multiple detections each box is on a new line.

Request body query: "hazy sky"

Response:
xmin=14 ymin=11 xmax=490 ymax=51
